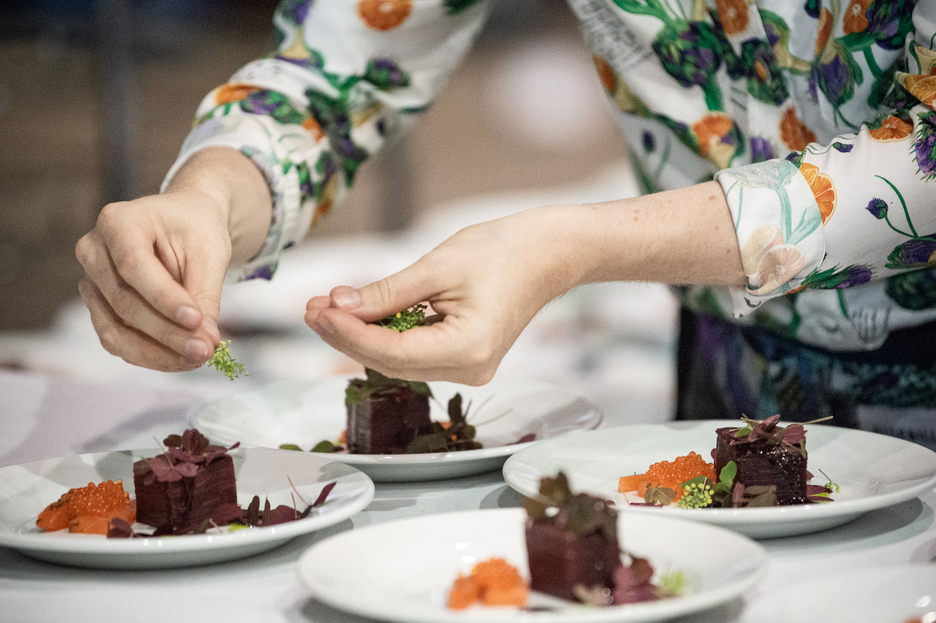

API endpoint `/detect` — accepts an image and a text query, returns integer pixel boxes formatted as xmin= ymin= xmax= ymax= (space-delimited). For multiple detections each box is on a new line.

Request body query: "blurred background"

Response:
xmin=0 ymin=0 xmax=678 ymax=425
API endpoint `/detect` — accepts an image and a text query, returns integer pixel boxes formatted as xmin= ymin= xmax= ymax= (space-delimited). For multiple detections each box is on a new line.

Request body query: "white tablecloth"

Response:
xmin=2 ymin=368 xmax=935 ymax=623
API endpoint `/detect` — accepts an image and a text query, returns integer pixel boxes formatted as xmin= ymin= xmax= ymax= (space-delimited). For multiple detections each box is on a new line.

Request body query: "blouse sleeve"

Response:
xmin=162 ymin=0 xmax=492 ymax=281
xmin=715 ymin=3 xmax=936 ymax=317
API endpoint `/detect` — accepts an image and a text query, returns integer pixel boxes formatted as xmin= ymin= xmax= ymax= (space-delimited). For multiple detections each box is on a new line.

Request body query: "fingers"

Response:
xmin=77 ymin=275 xmax=205 ymax=372
xmin=307 ymin=297 xmax=500 ymax=385
xmin=75 ymin=198 xmax=228 ymax=371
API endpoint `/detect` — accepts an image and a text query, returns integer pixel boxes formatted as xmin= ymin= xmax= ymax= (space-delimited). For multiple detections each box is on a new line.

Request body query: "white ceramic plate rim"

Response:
xmin=502 ymin=420 xmax=936 ymax=528
xmin=189 ymin=376 xmax=603 ymax=466
xmin=296 ymin=507 xmax=768 ymax=623
xmin=0 ymin=447 xmax=374 ymax=556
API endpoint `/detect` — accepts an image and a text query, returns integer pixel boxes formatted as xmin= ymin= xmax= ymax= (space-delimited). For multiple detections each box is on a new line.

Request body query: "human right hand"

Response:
xmin=75 ymin=147 xmax=272 ymax=372
xmin=75 ymin=190 xmax=231 ymax=371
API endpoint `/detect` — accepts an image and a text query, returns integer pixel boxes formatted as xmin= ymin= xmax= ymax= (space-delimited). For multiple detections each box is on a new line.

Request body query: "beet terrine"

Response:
xmin=524 ymin=474 xmax=622 ymax=601
xmin=713 ymin=425 xmax=808 ymax=506
xmin=133 ymin=430 xmax=240 ymax=534
xmin=345 ymin=376 xmax=432 ymax=454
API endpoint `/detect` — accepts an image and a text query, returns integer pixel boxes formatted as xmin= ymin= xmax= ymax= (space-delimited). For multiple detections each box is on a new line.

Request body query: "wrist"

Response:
xmin=164 ymin=147 xmax=272 ymax=265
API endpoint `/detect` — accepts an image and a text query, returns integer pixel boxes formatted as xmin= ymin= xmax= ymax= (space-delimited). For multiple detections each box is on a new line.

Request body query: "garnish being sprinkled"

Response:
xmin=376 ymin=303 xmax=427 ymax=332
xmin=207 ymin=340 xmax=247 ymax=380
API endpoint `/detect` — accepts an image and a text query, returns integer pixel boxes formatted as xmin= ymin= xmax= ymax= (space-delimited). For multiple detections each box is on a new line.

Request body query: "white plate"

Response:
xmin=190 ymin=376 xmax=602 ymax=482
xmin=502 ymin=421 xmax=936 ymax=539
xmin=297 ymin=507 xmax=767 ymax=623
xmin=742 ymin=564 xmax=936 ymax=622
xmin=0 ymin=447 xmax=374 ymax=569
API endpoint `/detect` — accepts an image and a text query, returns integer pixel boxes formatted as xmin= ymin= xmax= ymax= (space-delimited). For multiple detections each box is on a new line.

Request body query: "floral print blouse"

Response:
xmin=164 ymin=0 xmax=936 ymax=353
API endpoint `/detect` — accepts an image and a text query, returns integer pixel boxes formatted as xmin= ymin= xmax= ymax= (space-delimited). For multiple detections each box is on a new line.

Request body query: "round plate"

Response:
xmin=502 ymin=421 xmax=936 ymax=539
xmin=297 ymin=507 xmax=767 ymax=623
xmin=189 ymin=376 xmax=602 ymax=482
xmin=0 ymin=447 xmax=374 ymax=568
xmin=741 ymin=564 xmax=936 ymax=622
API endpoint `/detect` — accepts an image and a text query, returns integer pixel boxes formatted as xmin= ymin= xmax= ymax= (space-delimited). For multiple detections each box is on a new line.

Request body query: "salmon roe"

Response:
xmin=644 ymin=452 xmax=717 ymax=501
xmin=36 ymin=480 xmax=135 ymax=534
xmin=448 ymin=558 xmax=528 ymax=609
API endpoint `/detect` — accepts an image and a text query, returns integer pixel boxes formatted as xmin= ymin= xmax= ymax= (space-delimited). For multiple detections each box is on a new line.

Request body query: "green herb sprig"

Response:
xmin=207 ymin=340 xmax=248 ymax=380
xmin=377 ymin=304 xmax=427 ymax=332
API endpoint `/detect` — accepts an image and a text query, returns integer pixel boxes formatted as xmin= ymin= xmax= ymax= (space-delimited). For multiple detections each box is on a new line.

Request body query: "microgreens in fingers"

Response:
xmin=207 ymin=340 xmax=248 ymax=380
xmin=376 ymin=304 xmax=427 ymax=332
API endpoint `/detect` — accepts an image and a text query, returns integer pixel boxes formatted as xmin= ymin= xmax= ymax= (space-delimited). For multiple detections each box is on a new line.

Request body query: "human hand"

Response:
xmin=76 ymin=190 xmax=231 ymax=372
xmin=305 ymin=206 xmax=582 ymax=385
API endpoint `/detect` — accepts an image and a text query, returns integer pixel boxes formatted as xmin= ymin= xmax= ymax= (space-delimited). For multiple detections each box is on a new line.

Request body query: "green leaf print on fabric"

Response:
xmin=885 ymin=268 xmax=936 ymax=310
xmin=363 ymin=58 xmax=411 ymax=89
xmin=443 ymin=0 xmax=484 ymax=14
xmin=737 ymin=38 xmax=789 ymax=105
xmin=305 ymin=90 xmax=370 ymax=186
xmin=800 ymin=264 xmax=873 ymax=289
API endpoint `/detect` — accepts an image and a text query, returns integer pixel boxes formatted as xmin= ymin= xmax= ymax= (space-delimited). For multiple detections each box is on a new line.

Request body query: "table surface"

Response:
xmin=2 ymin=368 xmax=935 ymax=623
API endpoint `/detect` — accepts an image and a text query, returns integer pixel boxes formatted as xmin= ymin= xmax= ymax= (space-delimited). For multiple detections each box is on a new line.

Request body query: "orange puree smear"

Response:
xmin=448 ymin=558 xmax=528 ymax=609
xmin=37 ymin=480 xmax=136 ymax=535
xmin=619 ymin=451 xmax=716 ymax=501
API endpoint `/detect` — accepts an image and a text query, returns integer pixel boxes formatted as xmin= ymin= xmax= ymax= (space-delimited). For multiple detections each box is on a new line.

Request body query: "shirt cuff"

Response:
xmin=714 ymin=159 xmax=826 ymax=316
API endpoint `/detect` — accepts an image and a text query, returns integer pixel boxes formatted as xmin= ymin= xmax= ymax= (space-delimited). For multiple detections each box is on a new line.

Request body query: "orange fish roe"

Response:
xmin=36 ymin=480 xmax=136 ymax=535
xmin=448 ymin=558 xmax=528 ymax=609
xmin=620 ymin=452 xmax=717 ymax=501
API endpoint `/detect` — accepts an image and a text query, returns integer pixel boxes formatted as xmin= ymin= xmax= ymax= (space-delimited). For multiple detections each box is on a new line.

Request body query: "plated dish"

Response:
xmin=502 ymin=421 xmax=936 ymax=538
xmin=0 ymin=447 xmax=374 ymax=569
xmin=296 ymin=507 xmax=768 ymax=623
xmin=190 ymin=376 xmax=603 ymax=482
xmin=741 ymin=564 xmax=936 ymax=622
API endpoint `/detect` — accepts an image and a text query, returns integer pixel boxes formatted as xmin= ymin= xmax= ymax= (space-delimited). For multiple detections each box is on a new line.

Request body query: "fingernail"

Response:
xmin=332 ymin=288 xmax=361 ymax=310
xmin=177 ymin=305 xmax=200 ymax=328
xmin=185 ymin=339 xmax=211 ymax=361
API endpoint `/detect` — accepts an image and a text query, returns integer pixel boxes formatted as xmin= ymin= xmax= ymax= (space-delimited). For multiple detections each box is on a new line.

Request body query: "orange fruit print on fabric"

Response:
xmin=358 ymin=0 xmax=413 ymax=31
xmin=868 ymin=115 xmax=914 ymax=142
xmin=799 ymin=162 xmax=837 ymax=224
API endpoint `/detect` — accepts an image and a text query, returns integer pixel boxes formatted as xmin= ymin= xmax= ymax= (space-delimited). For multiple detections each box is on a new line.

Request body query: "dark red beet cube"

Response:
xmin=525 ymin=518 xmax=621 ymax=601
xmin=713 ymin=427 xmax=808 ymax=505
xmin=346 ymin=383 xmax=431 ymax=454
xmin=133 ymin=454 xmax=238 ymax=534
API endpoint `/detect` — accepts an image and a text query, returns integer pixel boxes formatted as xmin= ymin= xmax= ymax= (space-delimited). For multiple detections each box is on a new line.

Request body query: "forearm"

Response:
xmin=546 ymin=181 xmax=745 ymax=292
xmin=163 ymin=146 xmax=272 ymax=267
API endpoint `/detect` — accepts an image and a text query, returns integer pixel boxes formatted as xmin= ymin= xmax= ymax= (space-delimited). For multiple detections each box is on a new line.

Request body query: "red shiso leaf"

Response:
xmin=312 ymin=482 xmax=337 ymax=508
xmin=176 ymin=462 xmax=200 ymax=478
xmin=148 ymin=455 xmax=182 ymax=482
xmin=732 ymin=482 xmax=745 ymax=506
xmin=611 ymin=558 xmax=658 ymax=604
xmin=783 ymin=423 xmax=806 ymax=444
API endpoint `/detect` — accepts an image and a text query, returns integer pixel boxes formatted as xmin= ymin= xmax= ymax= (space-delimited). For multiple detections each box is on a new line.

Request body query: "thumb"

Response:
xmin=331 ymin=263 xmax=436 ymax=323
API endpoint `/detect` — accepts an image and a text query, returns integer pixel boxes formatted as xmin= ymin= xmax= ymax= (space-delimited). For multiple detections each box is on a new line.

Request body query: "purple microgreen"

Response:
xmin=515 ymin=433 xmax=537 ymax=444
xmin=312 ymin=481 xmax=336 ymax=508
xmin=106 ymin=517 xmax=136 ymax=539
xmin=406 ymin=393 xmax=483 ymax=454
xmin=611 ymin=557 xmax=658 ymax=604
